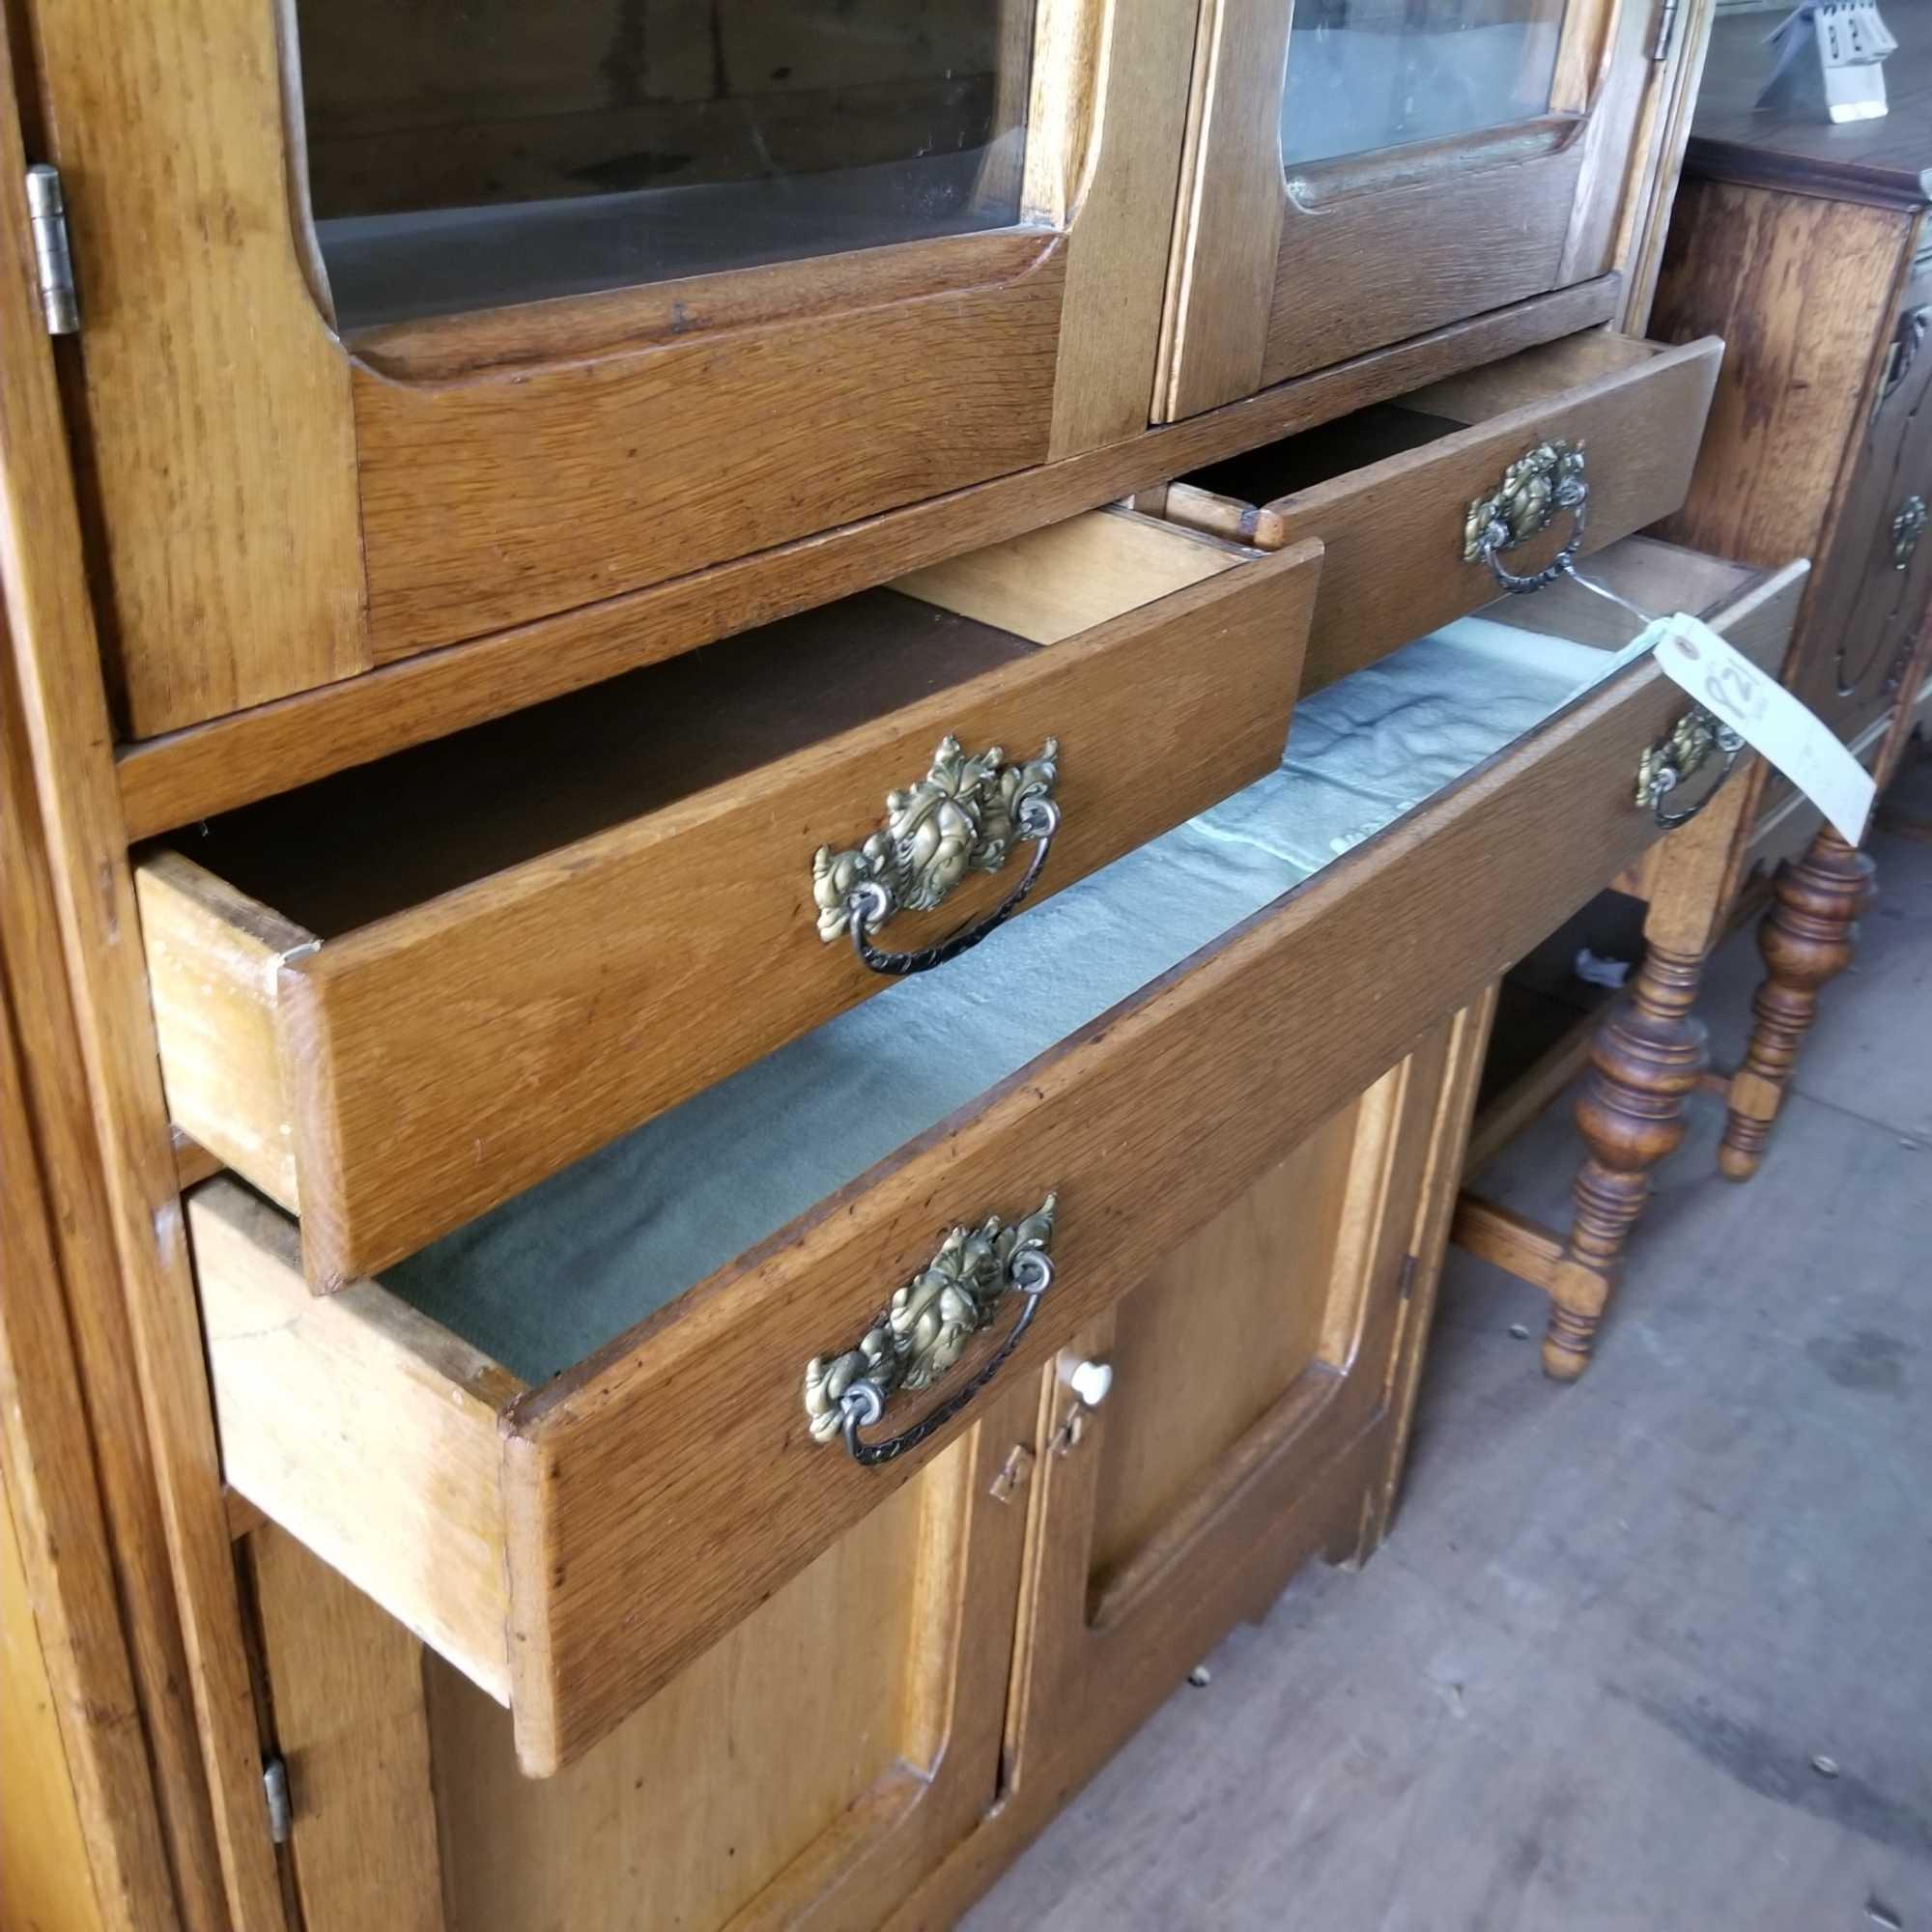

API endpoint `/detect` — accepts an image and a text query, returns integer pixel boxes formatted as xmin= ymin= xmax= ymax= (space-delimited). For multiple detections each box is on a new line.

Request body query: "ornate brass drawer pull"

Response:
xmin=804 ymin=1197 xmax=1057 ymax=1465
xmin=1464 ymin=440 xmax=1589 ymax=595
xmin=1635 ymin=705 xmax=1745 ymax=828
xmin=813 ymin=734 xmax=1061 ymax=976
xmin=1890 ymin=493 xmax=1926 ymax=570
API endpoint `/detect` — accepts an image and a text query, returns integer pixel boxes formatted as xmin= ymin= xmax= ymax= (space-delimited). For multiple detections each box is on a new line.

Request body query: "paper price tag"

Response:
xmin=1637 ymin=613 xmax=1875 ymax=845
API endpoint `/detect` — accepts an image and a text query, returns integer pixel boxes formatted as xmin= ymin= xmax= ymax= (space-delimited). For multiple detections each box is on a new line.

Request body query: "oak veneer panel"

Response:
xmin=247 ymin=1526 xmax=444 ymax=1932
xmin=1161 ymin=0 xmax=1644 ymax=412
xmin=1087 ymin=1106 xmax=1361 ymax=1580
xmin=194 ymin=1189 xmax=516 ymax=1699
xmin=116 ymin=276 xmax=1625 ymax=836
xmin=151 ymin=527 xmax=1318 ymax=1284
xmin=1172 ymin=335 xmax=1723 ymax=691
xmin=32 ymin=0 xmax=370 ymax=733
xmin=355 ymin=242 xmax=1065 ymax=656
xmin=418 ymin=1394 xmax=1030 ymax=1932
xmin=190 ymin=551 xmax=1804 ymax=1777
xmin=1260 ymin=146 xmax=1589 ymax=388
xmin=496 ymin=557 xmax=1804 ymax=1772
xmin=1650 ymin=180 xmax=1909 ymax=571
xmin=0 ymin=27 xmax=287 ymax=1922
xmin=0 ymin=1483 xmax=108 ymax=1932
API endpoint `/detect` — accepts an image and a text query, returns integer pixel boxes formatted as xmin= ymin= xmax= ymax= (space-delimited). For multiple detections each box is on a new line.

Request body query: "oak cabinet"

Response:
xmin=1156 ymin=0 xmax=1666 ymax=416
xmin=36 ymin=0 xmax=1201 ymax=735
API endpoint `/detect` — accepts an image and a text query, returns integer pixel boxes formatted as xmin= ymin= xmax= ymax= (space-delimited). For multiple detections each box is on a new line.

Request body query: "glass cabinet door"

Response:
xmin=291 ymin=0 xmax=1037 ymax=329
xmin=1279 ymin=0 xmax=1570 ymax=172
xmin=1159 ymin=0 xmax=1649 ymax=420
xmin=39 ymin=0 xmax=1201 ymax=735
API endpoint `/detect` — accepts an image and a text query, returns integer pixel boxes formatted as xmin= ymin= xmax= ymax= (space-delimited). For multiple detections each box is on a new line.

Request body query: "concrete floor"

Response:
xmin=967 ymin=808 xmax=1932 ymax=1931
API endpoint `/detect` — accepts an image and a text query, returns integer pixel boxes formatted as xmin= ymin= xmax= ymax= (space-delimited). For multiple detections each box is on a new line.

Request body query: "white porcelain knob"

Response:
xmin=1066 ymin=1359 xmax=1114 ymax=1408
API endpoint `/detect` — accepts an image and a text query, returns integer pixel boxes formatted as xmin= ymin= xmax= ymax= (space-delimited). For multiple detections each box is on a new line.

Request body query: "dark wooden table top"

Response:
xmin=1687 ymin=1 xmax=1932 ymax=205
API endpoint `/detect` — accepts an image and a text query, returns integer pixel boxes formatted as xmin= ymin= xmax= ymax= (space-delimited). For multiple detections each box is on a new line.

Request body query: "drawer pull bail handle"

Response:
xmin=1636 ymin=705 xmax=1746 ymax=828
xmin=1465 ymin=440 xmax=1589 ymax=596
xmin=813 ymin=735 xmax=1061 ymax=976
xmin=805 ymin=1196 xmax=1058 ymax=1466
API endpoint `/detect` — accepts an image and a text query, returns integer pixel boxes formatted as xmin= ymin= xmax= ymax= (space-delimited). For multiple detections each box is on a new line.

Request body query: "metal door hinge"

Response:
xmin=262 ymin=1753 xmax=292 ymax=1846
xmin=1398 ymin=1254 xmax=1418 ymax=1303
xmin=25 ymin=164 xmax=78 ymax=335
xmin=1650 ymin=0 xmax=1683 ymax=62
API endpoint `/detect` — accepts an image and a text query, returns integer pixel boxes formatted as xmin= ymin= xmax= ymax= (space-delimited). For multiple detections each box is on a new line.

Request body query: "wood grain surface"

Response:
xmin=149 ymin=525 xmax=1319 ymax=1286
xmin=30 ymin=0 xmax=370 ymax=734
xmin=0 ymin=29 xmax=288 ymax=1923
xmin=495 ymin=550 xmax=1800 ymax=1774
xmin=1163 ymin=333 xmax=1722 ymax=692
xmin=115 ymin=276 xmax=1623 ymax=838
xmin=248 ymin=1524 xmax=446 ymax=1932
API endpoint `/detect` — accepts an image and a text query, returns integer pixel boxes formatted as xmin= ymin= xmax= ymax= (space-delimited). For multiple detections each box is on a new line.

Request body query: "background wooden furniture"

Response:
xmin=1648 ymin=1 xmax=1932 ymax=1176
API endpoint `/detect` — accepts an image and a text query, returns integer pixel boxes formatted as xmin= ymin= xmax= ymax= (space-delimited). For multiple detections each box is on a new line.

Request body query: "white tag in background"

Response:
xmin=1636 ymin=613 xmax=1876 ymax=846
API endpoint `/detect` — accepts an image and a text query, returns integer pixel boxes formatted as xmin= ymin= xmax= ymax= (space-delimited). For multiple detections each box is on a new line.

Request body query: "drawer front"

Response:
xmin=1163 ymin=333 xmax=1722 ymax=693
xmin=147 ymin=529 xmax=1320 ymax=1288
xmin=194 ymin=557 xmax=1804 ymax=1775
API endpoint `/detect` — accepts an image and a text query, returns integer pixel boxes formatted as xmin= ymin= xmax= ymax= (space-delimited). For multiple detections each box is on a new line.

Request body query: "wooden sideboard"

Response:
xmin=2 ymin=2 xmax=1796 ymax=1928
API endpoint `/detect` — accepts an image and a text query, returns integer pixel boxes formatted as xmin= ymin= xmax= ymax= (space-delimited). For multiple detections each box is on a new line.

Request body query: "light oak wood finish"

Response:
xmin=1008 ymin=1026 xmax=1466 ymax=1820
xmin=29 ymin=0 xmax=369 ymax=734
xmin=28 ymin=0 xmax=1205 ymax=729
xmin=141 ymin=514 xmax=1321 ymax=1286
xmin=0 ymin=895 xmax=177 ymax=1932
xmin=191 ymin=536 xmax=1799 ymax=1779
xmin=1157 ymin=331 xmax=1721 ymax=690
xmin=1606 ymin=0 xmax=1716 ymax=335
xmin=886 ymin=992 xmax=1496 ymax=1931
xmin=0 ymin=27 xmax=286 ymax=1925
xmin=419 ymin=1378 xmax=1035 ymax=1932
xmin=113 ymin=276 xmax=1625 ymax=839
xmin=1652 ymin=183 xmax=1912 ymax=586
xmin=247 ymin=1525 xmax=445 ymax=1932
xmin=0 ymin=1482 xmax=108 ymax=1932
xmin=1158 ymin=0 xmax=1654 ymax=416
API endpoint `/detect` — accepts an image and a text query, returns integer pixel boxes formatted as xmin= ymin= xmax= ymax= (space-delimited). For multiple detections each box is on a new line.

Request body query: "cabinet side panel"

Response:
xmin=1649 ymin=180 xmax=1908 ymax=568
xmin=32 ymin=0 xmax=370 ymax=733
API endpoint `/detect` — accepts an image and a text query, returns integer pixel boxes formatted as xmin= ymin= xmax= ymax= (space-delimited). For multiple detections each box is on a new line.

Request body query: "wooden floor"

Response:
xmin=968 ymin=809 xmax=1932 ymax=1929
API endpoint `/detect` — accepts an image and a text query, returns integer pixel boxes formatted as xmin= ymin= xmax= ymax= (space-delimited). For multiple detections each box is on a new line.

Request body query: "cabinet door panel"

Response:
xmin=416 ymin=1381 xmax=1035 ymax=1932
xmin=1005 ymin=1004 xmax=1491 ymax=1801
xmin=1789 ymin=249 xmax=1932 ymax=745
xmin=36 ymin=0 xmax=1197 ymax=731
xmin=1158 ymin=0 xmax=1653 ymax=416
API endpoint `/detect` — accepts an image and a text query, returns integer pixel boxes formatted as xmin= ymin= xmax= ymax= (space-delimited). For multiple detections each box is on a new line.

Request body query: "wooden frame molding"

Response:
xmin=0 ymin=23 xmax=286 ymax=1929
xmin=115 ymin=274 xmax=1622 ymax=838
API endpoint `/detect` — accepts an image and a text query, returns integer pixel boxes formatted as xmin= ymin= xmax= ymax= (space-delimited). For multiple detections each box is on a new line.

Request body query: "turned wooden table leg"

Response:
xmin=1719 ymin=826 xmax=1874 ymax=1181
xmin=1544 ymin=944 xmax=1708 ymax=1381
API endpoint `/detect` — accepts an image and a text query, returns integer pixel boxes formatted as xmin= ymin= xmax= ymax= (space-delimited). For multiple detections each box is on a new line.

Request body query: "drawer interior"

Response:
xmin=163 ymin=512 xmax=1240 ymax=939
xmin=1179 ymin=332 xmax=1663 ymax=518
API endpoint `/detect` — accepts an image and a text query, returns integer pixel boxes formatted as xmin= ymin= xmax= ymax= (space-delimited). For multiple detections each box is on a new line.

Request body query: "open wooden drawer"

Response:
xmin=137 ymin=510 xmax=1318 ymax=1287
xmin=189 ymin=536 xmax=1805 ymax=1777
xmin=1151 ymin=332 xmax=1724 ymax=693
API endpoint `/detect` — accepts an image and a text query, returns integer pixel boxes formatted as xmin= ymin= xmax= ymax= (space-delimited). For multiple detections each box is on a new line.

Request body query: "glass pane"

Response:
xmin=293 ymin=2 xmax=1035 ymax=331
xmin=1280 ymin=0 xmax=1567 ymax=172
